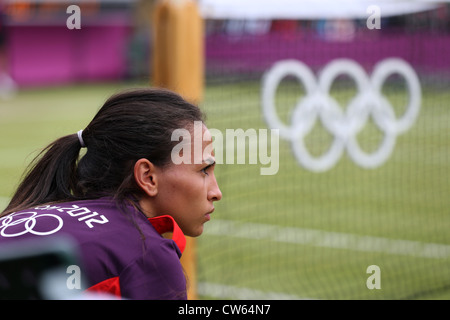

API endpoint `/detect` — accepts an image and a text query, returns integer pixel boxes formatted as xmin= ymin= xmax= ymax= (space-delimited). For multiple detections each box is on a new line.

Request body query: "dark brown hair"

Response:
xmin=1 ymin=88 xmax=204 ymax=216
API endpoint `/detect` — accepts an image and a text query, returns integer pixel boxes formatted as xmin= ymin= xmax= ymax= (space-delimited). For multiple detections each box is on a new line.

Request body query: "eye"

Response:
xmin=201 ymin=159 xmax=216 ymax=176
xmin=201 ymin=165 xmax=212 ymax=176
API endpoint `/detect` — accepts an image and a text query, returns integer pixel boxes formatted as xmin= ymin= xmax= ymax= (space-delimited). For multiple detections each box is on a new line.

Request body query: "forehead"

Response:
xmin=171 ymin=123 xmax=215 ymax=165
xmin=192 ymin=125 xmax=214 ymax=164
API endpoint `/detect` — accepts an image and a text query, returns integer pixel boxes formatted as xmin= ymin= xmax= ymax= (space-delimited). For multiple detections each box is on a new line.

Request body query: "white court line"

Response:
xmin=204 ymin=219 xmax=450 ymax=259
xmin=197 ymin=282 xmax=314 ymax=300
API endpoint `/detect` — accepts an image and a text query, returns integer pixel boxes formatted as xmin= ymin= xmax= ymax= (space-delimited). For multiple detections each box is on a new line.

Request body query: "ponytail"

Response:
xmin=1 ymin=133 xmax=83 ymax=216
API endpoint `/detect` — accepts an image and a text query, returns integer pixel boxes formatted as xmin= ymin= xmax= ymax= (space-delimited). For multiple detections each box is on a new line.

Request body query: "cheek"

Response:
xmin=163 ymin=172 xmax=203 ymax=211
xmin=157 ymin=168 xmax=208 ymax=236
xmin=177 ymin=180 xmax=206 ymax=212
xmin=171 ymin=180 xmax=208 ymax=233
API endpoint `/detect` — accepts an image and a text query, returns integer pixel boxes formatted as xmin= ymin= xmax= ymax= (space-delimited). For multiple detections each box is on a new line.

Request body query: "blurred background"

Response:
xmin=0 ymin=0 xmax=449 ymax=299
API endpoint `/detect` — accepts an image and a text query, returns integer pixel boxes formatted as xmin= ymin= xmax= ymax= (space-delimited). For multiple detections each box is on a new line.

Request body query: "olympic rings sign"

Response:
xmin=261 ymin=58 xmax=421 ymax=172
xmin=0 ymin=211 xmax=63 ymax=237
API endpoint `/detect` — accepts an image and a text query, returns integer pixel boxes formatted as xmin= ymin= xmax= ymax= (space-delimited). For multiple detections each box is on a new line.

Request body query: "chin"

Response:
xmin=185 ymin=225 xmax=204 ymax=238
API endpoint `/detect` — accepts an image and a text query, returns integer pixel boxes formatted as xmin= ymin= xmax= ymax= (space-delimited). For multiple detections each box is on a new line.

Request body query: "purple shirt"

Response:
xmin=0 ymin=198 xmax=187 ymax=300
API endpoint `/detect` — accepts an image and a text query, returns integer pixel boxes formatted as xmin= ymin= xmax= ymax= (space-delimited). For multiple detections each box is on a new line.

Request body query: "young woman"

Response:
xmin=0 ymin=88 xmax=222 ymax=299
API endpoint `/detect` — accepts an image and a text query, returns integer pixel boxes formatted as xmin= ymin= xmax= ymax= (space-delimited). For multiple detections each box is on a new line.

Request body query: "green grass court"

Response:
xmin=1 ymin=81 xmax=449 ymax=299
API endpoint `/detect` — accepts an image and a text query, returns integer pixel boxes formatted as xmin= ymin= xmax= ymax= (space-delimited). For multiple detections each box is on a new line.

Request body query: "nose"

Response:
xmin=208 ymin=175 xmax=222 ymax=202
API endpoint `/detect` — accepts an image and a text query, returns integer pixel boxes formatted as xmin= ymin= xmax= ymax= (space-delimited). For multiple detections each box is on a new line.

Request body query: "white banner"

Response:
xmin=199 ymin=0 xmax=439 ymax=19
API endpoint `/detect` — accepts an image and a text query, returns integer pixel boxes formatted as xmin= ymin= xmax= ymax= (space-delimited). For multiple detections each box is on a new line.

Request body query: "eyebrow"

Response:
xmin=203 ymin=157 xmax=216 ymax=166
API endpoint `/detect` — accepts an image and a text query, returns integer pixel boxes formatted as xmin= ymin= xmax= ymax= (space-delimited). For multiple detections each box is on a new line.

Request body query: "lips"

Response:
xmin=205 ymin=207 xmax=214 ymax=221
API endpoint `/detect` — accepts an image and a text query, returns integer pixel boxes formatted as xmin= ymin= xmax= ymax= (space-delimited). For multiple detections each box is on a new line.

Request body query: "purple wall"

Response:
xmin=6 ymin=26 xmax=450 ymax=87
xmin=7 ymin=24 xmax=131 ymax=87
xmin=205 ymin=31 xmax=450 ymax=75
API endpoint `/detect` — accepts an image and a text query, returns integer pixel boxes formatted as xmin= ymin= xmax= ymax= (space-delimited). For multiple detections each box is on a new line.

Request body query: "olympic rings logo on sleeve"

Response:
xmin=0 ymin=211 xmax=64 ymax=237
xmin=261 ymin=58 xmax=421 ymax=172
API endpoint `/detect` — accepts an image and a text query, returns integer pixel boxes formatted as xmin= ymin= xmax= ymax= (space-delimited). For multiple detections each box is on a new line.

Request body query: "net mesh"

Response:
xmin=196 ymin=5 xmax=450 ymax=299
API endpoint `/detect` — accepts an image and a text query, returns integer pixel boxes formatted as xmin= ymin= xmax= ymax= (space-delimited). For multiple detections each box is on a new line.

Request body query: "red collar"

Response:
xmin=148 ymin=215 xmax=186 ymax=254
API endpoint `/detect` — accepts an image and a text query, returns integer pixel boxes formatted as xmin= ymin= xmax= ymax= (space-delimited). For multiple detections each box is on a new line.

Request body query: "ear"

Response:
xmin=134 ymin=158 xmax=158 ymax=197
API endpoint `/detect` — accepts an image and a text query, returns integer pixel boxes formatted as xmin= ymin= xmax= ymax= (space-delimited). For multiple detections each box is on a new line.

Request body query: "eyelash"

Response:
xmin=201 ymin=165 xmax=212 ymax=176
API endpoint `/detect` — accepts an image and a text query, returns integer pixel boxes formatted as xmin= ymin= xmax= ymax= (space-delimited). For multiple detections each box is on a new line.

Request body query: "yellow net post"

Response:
xmin=151 ymin=0 xmax=204 ymax=300
xmin=152 ymin=0 xmax=204 ymax=103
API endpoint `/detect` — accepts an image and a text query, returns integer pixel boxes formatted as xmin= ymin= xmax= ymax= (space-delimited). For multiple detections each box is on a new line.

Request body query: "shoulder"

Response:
xmin=118 ymin=235 xmax=187 ymax=300
xmin=117 ymin=215 xmax=187 ymax=300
